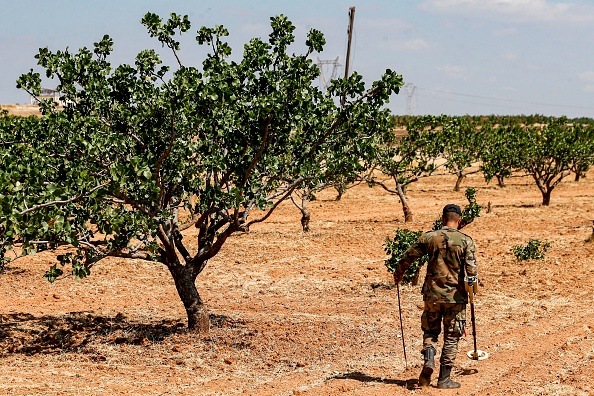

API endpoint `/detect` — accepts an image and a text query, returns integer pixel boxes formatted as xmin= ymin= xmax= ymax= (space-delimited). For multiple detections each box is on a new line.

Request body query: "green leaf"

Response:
xmin=43 ymin=265 xmax=64 ymax=283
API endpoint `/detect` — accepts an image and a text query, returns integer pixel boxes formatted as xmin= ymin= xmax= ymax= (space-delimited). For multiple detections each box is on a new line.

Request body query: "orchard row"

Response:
xmin=292 ymin=114 xmax=594 ymax=229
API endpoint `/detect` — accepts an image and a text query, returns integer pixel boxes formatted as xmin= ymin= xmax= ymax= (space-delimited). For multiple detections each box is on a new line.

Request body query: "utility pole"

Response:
xmin=341 ymin=6 xmax=355 ymax=107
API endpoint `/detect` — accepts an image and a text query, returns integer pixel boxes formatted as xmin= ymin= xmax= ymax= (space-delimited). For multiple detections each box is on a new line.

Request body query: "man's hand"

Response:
xmin=393 ymin=271 xmax=404 ymax=285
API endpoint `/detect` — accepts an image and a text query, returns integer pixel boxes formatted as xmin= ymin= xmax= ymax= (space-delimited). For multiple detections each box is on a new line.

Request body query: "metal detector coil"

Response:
xmin=467 ymin=349 xmax=489 ymax=360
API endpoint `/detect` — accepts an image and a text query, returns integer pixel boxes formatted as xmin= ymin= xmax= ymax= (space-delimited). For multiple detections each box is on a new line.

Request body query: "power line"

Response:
xmin=418 ymin=87 xmax=593 ymax=111
xmin=417 ymin=93 xmax=532 ymax=111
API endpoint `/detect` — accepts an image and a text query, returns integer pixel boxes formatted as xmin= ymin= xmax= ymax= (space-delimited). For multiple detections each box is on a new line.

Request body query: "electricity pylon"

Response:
xmin=316 ymin=57 xmax=341 ymax=92
xmin=405 ymin=83 xmax=417 ymax=115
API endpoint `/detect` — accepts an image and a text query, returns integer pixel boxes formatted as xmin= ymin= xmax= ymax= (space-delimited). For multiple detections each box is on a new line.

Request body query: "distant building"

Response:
xmin=30 ymin=88 xmax=63 ymax=105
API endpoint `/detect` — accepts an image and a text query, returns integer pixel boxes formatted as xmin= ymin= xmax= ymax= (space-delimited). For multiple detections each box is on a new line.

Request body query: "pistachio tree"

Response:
xmin=516 ymin=117 xmax=580 ymax=205
xmin=477 ymin=120 xmax=523 ymax=188
xmin=0 ymin=111 xmax=41 ymax=272
xmin=441 ymin=116 xmax=480 ymax=192
xmin=568 ymin=123 xmax=594 ymax=182
xmin=365 ymin=115 xmax=444 ymax=222
xmin=290 ymin=118 xmax=386 ymax=232
xmin=2 ymin=13 xmax=403 ymax=332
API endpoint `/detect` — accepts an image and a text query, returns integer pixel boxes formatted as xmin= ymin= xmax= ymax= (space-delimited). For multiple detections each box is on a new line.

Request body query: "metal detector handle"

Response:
xmin=465 ymin=276 xmax=479 ymax=303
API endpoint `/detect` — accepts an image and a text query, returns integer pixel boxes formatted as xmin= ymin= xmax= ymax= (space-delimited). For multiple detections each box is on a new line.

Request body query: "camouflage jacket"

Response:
xmin=397 ymin=226 xmax=478 ymax=303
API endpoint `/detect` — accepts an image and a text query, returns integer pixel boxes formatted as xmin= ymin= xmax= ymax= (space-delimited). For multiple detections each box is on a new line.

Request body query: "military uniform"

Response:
xmin=395 ymin=223 xmax=478 ymax=386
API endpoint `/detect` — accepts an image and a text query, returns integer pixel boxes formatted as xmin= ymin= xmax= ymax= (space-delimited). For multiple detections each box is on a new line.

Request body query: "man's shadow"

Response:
xmin=329 ymin=368 xmax=479 ymax=390
xmin=328 ymin=371 xmax=418 ymax=390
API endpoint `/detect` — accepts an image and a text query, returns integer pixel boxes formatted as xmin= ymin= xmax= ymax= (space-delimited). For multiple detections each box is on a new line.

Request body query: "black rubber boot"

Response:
xmin=436 ymin=365 xmax=460 ymax=389
xmin=418 ymin=347 xmax=435 ymax=387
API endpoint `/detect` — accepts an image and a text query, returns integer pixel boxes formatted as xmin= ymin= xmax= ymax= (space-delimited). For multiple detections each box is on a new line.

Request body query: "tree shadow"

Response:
xmin=0 ymin=266 xmax=27 ymax=275
xmin=491 ymin=203 xmax=538 ymax=209
xmin=329 ymin=371 xmax=418 ymax=390
xmin=0 ymin=311 xmax=242 ymax=357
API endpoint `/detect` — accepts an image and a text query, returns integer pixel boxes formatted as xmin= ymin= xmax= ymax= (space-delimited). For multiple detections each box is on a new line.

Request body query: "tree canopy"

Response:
xmin=1 ymin=13 xmax=403 ymax=332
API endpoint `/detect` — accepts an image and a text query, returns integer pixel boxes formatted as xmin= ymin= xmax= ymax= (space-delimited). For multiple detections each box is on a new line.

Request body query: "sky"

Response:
xmin=1 ymin=0 xmax=593 ymax=118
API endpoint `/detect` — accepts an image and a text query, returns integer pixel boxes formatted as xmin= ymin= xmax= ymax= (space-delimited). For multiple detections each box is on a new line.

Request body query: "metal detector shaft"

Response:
xmin=465 ymin=278 xmax=489 ymax=360
xmin=470 ymin=300 xmax=478 ymax=356
xmin=396 ymin=283 xmax=408 ymax=368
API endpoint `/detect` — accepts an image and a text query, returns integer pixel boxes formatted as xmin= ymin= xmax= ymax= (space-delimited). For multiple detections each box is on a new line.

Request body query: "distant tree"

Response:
xmin=289 ymin=117 xmax=388 ymax=232
xmin=477 ymin=121 xmax=525 ymax=188
xmin=515 ymin=117 xmax=577 ymax=205
xmin=364 ymin=115 xmax=444 ymax=222
xmin=2 ymin=13 xmax=403 ymax=332
xmin=331 ymin=177 xmax=349 ymax=201
xmin=571 ymin=117 xmax=594 ymax=126
xmin=441 ymin=116 xmax=480 ymax=191
xmin=567 ymin=123 xmax=594 ymax=182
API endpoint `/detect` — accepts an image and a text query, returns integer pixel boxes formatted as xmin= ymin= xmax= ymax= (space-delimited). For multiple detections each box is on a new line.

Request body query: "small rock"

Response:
xmin=296 ymin=362 xmax=306 ymax=368
xmin=52 ymin=294 xmax=60 ymax=300
xmin=224 ymin=358 xmax=233 ymax=365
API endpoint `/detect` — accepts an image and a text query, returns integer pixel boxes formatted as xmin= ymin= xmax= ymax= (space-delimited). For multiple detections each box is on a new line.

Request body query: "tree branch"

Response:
xmin=172 ymin=230 xmax=192 ymax=264
xmin=306 ymin=86 xmax=380 ymax=159
xmin=244 ymin=113 xmax=274 ymax=184
xmin=193 ymin=222 xmax=236 ymax=264
xmin=246 ymin=177 xmax=305 ymax=227
xmin=18 ymin=183 xmax=108 ymax=216
xmin=155 ymin=105 xmax=177 ymax=196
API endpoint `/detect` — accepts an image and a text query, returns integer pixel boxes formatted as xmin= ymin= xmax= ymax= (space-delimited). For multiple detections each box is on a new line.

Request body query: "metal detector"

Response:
xmin=465 ymin=277 xmax=489 ymax=361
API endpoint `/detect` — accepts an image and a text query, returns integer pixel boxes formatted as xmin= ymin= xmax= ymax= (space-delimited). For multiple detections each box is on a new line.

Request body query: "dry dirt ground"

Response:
xmin=1 ymin=169 xmax=593 ymax=396
xmin=0 ymin=104 xmax=42 ymax=117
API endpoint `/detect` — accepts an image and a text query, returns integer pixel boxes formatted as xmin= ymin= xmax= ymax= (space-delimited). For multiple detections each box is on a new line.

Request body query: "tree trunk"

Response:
xmin=335 ymin=189 xmax=344 ymax=201
xmin=532 ymin=173 xmax=551 ymax=206
xmin=575 ymin=171 xmax=581 ymax=182
xmin=396 ymin=182 xmax=413 ymax=222
xmin=541 ymin=188 xmax=552 ymax=206
xmin=300 ymin=206 xmax=311 ymax=232
xmin=496 ymin=175 xmax=506 ymax=188
xmin=169 ymin=265 xmax=210 ymax=334
xmin=454 ymin=172 xmax=464 ymax=192
xmin=334 ymin=185 xmax=345 ymax=201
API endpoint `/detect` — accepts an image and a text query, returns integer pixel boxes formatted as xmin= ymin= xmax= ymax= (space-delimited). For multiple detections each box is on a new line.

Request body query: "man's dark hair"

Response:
xmin=442 ymin=203 xmax=462 ymax=216
xmin=443 ymin=211 xmax=461 ymax=224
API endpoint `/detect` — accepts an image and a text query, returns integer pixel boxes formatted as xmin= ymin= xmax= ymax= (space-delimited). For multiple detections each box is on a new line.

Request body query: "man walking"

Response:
xmin=393 ymin=204 xmax=478 ymax=389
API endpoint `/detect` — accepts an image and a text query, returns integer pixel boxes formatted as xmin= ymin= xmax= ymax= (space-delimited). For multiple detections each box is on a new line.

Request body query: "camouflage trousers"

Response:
xmin=421 ymin=302 xmax=466 ymax=366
